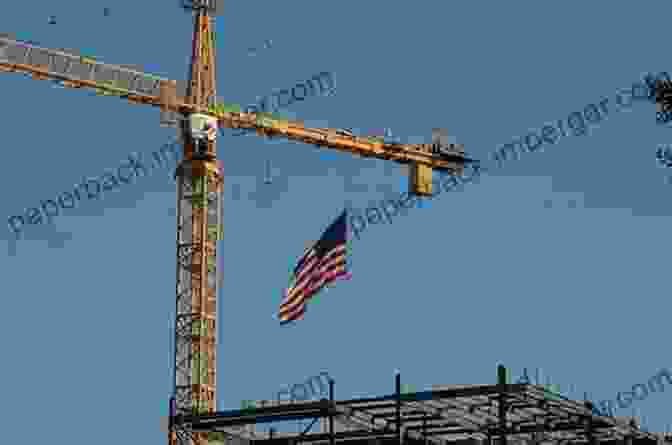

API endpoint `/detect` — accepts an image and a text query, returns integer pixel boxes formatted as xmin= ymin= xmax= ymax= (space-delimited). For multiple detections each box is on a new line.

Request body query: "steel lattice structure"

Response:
xmin=171 ymin=3 xmax=221 ymax=445
xmin=178 ymin=369 xmax=664 ymax=445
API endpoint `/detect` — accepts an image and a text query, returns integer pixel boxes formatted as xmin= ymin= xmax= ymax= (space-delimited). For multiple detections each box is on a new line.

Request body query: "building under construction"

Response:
xmin=167 ymin=366 xmax=667 ymax=445
xmin=0 ymin=3 xmax=667 ymax=445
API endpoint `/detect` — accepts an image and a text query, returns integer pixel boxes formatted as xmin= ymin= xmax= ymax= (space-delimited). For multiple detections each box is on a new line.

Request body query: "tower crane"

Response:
xmin=0 ymin=2 xmax=475 ymax=445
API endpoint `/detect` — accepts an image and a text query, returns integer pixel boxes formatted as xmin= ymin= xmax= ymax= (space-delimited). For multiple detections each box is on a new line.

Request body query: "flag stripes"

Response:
xmin=279 ymin=211 xmax=349 ymax=325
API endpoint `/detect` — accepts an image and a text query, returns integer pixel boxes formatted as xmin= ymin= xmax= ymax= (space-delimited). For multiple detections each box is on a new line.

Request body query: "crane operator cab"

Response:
xmin=188 ymin=113 xmax=218 ymax=159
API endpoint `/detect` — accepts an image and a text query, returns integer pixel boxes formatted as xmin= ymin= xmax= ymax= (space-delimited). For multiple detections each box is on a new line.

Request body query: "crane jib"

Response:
xmin=0 ymin=37 xmax=174 ymax=98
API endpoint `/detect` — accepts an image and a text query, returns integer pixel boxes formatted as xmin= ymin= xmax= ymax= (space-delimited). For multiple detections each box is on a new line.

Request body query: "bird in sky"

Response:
xmin=48 ymin=16 xmax=56 ymax=25
xmin=263 ymin=159 xmax=272 ymax=184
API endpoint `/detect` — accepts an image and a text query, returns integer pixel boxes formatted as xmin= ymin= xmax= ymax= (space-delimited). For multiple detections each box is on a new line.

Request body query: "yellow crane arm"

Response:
xmin=214 ymin=117 xmax=468 ymax=175
xmin=0 ymin=35 xmax=471 ymax=193
xmin=0 ymin=35 xmax=174 ymax=104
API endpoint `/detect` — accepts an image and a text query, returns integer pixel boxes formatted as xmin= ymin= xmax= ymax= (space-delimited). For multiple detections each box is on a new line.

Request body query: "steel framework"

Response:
xmin=171 ymin=367 xmax=663 ymax=445
xmin=170 ymin=4 xmax=221 ymax=445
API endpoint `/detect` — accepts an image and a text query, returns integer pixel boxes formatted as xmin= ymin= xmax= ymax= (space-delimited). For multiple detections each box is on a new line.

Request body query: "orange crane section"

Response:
xmin=0 ymin=37 xmax=469 ymax=184
xmin=170 ymin=9 xmax=220 ymax=445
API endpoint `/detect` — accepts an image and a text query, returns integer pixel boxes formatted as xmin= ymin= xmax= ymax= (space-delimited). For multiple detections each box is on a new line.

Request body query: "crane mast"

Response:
xmin=171 ymin=3 xmax=221 ymax=445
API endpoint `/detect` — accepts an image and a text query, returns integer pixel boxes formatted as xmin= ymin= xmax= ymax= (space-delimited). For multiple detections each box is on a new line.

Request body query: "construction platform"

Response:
xmin=168 ymin=367 xmax=666 ymax=445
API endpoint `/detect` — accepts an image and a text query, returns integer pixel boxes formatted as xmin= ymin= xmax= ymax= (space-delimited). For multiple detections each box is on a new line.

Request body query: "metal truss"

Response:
xmin=170 ymin=370 xmax=663 ymax=445
xmin=171 ymin=158 xmax=222 ymax=445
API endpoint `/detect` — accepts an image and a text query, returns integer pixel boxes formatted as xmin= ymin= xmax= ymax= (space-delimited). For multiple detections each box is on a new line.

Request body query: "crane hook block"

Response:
xmin=409 ymin=163 xmax=433 ymax=196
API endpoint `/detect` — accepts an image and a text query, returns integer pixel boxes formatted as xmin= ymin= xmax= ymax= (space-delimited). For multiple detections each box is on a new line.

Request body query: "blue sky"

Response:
xmin=1 ymin=1 xmax=671 ymax=444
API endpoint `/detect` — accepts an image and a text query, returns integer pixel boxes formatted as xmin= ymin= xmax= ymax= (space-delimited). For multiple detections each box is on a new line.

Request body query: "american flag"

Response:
xmin=279 ymin=210 xmax=351 ymax=325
